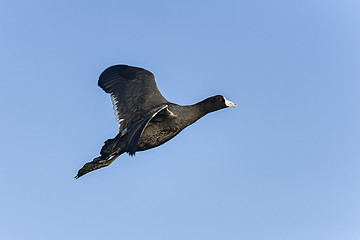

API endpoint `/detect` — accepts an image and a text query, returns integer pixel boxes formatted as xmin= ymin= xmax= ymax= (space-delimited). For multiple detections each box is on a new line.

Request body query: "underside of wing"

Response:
xmin=124 ymin=105 xmax=169 ymax=155
xmin=98 ymin=65 xmax=168 ymax=132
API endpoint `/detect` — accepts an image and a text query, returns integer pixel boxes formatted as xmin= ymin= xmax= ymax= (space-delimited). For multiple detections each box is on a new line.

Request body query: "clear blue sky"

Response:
xmin=1 ymin=0 xmax=359 ymax=239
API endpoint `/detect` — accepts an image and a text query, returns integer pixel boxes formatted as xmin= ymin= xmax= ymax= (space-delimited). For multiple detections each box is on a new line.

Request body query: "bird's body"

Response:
xmin=124 ymin=103 xmax=189 ymax=152
xmin=75 ymin=65 xmax=236 ymax=178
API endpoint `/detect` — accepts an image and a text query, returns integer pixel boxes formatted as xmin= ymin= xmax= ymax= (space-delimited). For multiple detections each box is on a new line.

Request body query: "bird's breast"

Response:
xmin=136 ymin=119 xmax=186 ymax=151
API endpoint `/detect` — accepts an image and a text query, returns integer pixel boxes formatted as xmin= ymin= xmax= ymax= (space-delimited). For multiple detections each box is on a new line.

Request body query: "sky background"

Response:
xmin=1 ymin=0 xmax=359 ymax=239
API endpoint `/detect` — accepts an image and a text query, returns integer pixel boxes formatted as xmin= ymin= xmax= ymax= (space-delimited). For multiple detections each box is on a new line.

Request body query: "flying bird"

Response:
xmin=75 ymin=65 xmax=236 ymax=178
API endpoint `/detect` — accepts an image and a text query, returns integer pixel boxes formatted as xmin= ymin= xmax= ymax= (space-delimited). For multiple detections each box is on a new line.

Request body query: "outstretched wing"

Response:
xmin=98 ymin=65 xmax=168 ymax=132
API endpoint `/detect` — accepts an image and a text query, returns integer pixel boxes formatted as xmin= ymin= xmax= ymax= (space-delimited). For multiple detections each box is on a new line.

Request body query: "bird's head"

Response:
xmin=200 ymin=95 xmax=237 ymax=114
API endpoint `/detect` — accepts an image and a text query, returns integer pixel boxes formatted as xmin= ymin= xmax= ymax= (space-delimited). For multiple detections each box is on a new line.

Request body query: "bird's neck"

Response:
xmin=182 ymin=99 xmax=215 ymax=123
xmin=194 ymin=98 xmax=218 ymax=115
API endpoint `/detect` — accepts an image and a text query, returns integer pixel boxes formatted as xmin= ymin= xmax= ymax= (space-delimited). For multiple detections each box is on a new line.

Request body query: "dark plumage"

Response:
xmin=75 ymin=65 xmax=236 ymax=178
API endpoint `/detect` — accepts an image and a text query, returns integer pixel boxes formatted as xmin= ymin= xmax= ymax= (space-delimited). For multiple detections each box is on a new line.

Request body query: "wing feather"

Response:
xmin=98 ymin=65 xmax=168 ymax=132
xmin=124 ymin=105 xmax=168 ymax=155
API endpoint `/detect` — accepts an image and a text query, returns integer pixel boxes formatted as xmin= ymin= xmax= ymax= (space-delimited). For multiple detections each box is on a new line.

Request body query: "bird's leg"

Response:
xmin=75 ymin=154 xmax=121 ymax=179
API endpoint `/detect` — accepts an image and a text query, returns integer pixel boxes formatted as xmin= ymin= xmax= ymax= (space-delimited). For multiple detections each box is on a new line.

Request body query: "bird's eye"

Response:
xmin=219 ymin=98 xmax=223 ymax=102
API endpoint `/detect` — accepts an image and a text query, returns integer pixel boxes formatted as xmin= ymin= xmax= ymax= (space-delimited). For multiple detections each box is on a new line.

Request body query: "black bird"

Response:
xmin=75 ymin=65 xmax=236 ymax=178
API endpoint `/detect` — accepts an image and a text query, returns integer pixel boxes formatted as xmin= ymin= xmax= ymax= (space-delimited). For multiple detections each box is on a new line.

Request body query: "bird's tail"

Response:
xmin=100 ymin=135 xmax=122 ymax=159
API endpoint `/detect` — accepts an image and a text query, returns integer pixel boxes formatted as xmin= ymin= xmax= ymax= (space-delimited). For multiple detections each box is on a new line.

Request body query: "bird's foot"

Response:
xmin=74 ymin=155 xmax=120 ymax=179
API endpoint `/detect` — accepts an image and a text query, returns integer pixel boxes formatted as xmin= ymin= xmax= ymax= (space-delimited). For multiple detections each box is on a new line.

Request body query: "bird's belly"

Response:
xmin=136 ymin=122 xmax=182 ymax=151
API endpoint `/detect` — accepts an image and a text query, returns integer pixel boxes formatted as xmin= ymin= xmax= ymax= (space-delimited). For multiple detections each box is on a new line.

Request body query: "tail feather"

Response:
xmin=100 ymin=135 xmax=121 ymax=159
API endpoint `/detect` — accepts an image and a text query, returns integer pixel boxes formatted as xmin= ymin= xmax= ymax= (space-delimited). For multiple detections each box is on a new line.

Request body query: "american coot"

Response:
xmin=75 ymin=65 xmax=236 ymax=178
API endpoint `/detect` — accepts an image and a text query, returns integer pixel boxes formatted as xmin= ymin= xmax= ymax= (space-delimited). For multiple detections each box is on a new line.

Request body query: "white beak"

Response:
xmin=224 ymin=97 xmax=237 ymax=107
